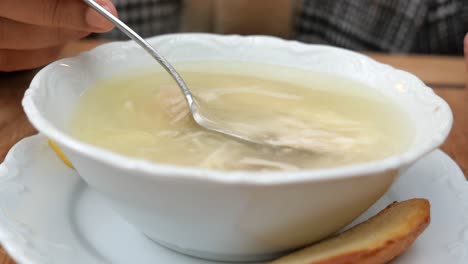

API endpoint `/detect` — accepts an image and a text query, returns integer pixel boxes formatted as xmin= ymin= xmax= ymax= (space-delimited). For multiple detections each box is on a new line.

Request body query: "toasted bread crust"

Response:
xmin=271 ymin=199 xmax=430 ymax=264
xmin=314 ymin=216 xmax=429 ymax=264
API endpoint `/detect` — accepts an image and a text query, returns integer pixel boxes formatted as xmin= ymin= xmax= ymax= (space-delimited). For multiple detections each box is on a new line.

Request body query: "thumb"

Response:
xmin=464 ymin=33 xmax=468 ymax=86
xmin=0 ymin=0 xmax=118 ymax=32
xmin=85 ymin=0 xmax=118 ymax=32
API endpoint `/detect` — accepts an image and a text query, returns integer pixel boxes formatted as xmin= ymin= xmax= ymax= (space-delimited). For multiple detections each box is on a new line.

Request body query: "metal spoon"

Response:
xmin=83 ymin=0 xmax=277 ymax=145
xmin=83 ymin=0 xmax=325 ymax=152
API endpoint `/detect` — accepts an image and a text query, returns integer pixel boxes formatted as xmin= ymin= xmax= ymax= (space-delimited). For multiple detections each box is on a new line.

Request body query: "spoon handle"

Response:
xmin=82 ymin=0 xmax=195 ymax=107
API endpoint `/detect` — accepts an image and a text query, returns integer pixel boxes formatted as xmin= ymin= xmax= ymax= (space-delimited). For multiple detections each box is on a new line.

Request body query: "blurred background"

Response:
xmin=100 ymin=0 xmax=467 ymax=55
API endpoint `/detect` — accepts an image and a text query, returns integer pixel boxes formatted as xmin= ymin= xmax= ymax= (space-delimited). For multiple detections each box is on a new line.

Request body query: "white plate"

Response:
xmin=0 ymin=135 xmax=467 ymax=264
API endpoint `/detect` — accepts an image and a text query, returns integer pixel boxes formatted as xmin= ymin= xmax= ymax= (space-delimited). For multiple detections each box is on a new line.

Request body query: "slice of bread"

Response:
xmin=270 ymin=198 xmax=430 ymax=264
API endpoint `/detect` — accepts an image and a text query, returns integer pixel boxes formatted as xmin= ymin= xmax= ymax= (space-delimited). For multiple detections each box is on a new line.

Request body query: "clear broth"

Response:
xmin=70 ymin=62 xmax=412 ymax=171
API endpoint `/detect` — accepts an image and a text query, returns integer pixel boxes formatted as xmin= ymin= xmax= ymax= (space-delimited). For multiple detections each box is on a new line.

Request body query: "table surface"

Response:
xmin=0 ymin=41 xmax=466 ymax=264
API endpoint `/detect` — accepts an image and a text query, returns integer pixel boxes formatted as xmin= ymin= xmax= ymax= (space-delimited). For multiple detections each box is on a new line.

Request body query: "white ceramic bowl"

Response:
xmin=23 ymin=34 xmax=452 ymax=262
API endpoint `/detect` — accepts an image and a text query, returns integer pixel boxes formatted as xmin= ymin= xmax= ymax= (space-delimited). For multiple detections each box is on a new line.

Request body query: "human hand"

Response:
xmin=465 ymin=33 xmax=468 ymax=80
xmin=0 ymin=0 xmax=117 ymax=72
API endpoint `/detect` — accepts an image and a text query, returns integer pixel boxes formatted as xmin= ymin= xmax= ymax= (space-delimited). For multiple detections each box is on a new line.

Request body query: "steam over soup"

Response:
xmin=70 ymin=62 xmax=412 ymax=171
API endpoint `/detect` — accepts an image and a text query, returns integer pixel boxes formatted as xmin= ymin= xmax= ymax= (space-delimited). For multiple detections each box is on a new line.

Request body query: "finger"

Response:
xmin=465 ymin=33 xmax=468 ymax=85
xmin=0 ymin=0 xmax=117 ymax=32
xmin=0 ymin=46 xmax=64 ymax=72
xmin=464 ymin=33 xmax=468 ymax=57
xmin=0 ymin=18 xmax=90 ymax=50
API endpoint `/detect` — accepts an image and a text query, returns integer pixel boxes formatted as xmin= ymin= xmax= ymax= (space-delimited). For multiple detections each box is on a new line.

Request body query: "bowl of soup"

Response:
xmin=23 ymin=34 xmax=452 ymax=262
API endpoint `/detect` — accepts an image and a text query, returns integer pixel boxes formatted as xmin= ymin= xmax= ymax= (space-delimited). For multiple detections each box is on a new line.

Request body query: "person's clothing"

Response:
xmin=104 ymin=0 xmax=467 ymax=55
xmin=296 ymin=0 xmax=468 ymax=54
xmin=99 ymin=0 xmax=182 ymax=40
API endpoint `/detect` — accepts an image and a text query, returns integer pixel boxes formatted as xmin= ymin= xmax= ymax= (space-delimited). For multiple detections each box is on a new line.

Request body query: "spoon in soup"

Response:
xmin=83 ymin=0 xmax=351 ymax=153
xmin=83 ymin=0 xmax=273 ymax=145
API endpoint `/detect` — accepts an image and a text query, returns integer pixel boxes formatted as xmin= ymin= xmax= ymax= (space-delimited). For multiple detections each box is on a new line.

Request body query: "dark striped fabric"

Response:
xmin=296 ymin=0 xmax=468 ymax=54
xmin=98 ymin=0 xmax=182 ymax=39
xmin=97 ymin=0 xmax=467 ymax=55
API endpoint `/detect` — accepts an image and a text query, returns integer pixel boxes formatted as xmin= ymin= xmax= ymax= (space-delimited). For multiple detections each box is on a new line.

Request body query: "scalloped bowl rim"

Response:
xmin=22 ymin=33 xmax=453 ymax=185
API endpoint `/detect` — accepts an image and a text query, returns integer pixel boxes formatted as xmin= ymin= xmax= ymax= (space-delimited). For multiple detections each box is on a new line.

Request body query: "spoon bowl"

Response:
xmin=84 ymin=0 xmax=292 ymax=149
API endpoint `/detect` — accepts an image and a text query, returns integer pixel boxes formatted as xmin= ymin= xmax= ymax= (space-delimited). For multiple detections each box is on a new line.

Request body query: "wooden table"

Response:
xmin=0 ymin=41 xmax=466 ymax=264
